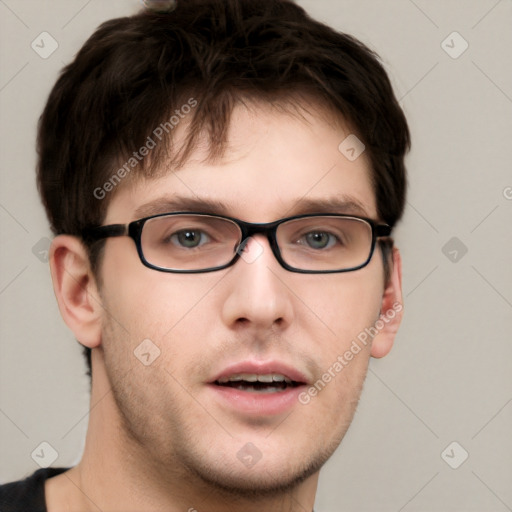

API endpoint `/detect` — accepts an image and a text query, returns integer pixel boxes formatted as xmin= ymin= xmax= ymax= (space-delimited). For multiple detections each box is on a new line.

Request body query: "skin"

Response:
xmin=45 ymin=101 xmax=403 ymax=512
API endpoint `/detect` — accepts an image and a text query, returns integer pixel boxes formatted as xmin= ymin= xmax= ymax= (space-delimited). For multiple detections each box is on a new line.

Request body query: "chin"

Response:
xmin=182 ymin=444 xmax=331 ymax=499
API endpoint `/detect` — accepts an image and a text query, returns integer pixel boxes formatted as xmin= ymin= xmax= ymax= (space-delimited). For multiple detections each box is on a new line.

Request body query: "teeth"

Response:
xmin=217 ymin=373 xmax=292 ymax=384
xmin=256 ymin=374 xmax=273 ymax=383
xmin=239 ymin=373 xmax=258 ymax=382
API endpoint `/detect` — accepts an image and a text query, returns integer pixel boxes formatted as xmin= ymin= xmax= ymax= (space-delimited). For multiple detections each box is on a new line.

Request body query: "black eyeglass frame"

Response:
xmin=81 ymin=212 xmax=392 ymax=274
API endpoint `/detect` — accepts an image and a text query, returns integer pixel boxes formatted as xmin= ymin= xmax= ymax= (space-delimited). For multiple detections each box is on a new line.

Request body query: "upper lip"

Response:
xmin=211 ymin=360 xmax=309 ymax=385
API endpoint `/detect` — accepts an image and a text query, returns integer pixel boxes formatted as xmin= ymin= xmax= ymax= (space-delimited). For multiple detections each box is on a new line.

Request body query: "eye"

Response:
xmin=302 ymin=231 xmax=339 ymax=250
xmin=170 ymin=229 xmax=210 ymax=248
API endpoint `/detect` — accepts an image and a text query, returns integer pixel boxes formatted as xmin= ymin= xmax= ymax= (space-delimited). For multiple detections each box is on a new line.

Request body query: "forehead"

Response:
xmin=105 ymin=101 xmax=376 ymax=223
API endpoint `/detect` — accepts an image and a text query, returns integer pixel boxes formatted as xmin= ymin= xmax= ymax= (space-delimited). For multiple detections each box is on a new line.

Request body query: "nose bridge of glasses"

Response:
xmin=230 ymin=220 xmax=282 ymax=270
xmin=239 ymin=220 xmax=280 ymax=250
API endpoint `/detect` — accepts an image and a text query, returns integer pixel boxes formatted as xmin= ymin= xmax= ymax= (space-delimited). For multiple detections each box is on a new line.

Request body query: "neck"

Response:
xmin=46 ymin=349 xmax=318 ymax=512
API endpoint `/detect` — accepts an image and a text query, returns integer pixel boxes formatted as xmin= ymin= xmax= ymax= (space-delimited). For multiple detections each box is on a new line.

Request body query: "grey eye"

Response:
xmin=172 ymin=230 xmax=209 ymax=248
xmin=304 ymin=232 xmax=337 ymax=249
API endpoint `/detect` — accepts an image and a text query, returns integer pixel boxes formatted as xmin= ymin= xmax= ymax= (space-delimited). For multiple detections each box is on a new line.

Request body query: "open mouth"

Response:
xmin=215 ymin=373 xmax=301 ymax=393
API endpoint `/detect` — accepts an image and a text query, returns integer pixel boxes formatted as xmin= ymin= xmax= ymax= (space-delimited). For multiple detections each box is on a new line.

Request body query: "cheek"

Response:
xmin=102 ymin=243 xmax=195 ymax=329
xmin=303 ymin=265 xmax=384 ymax=343
xmin=100 ymin=255 xmax=221 ymax=367
xmin=295 ymin=265 xmax=384 ymax=414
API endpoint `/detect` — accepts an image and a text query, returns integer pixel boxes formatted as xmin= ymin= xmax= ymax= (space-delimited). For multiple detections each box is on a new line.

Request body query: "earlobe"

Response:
xmin=370 ymin=247 xmax=404 ymax=359
xmin=49 ymin=235 xmax=103 ymax=349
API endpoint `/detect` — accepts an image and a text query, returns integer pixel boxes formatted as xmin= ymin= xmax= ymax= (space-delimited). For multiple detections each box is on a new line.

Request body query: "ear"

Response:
xmin=370 ymin=247 xmax=404 ymax=358
xmin=49 ymin=235 xmax=103 ymax=349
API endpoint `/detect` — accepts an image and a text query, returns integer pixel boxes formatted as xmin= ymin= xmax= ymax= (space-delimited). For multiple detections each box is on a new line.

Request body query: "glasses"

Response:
xmin=82 ymin=212 xmax=391 ymax=274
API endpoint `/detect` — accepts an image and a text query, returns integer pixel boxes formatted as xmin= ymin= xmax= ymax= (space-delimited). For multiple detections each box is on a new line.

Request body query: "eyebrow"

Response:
xmin=285 ymin=197 xmax=369 ymax=217
xmin=133 ymin=195 xmax=370 ymax=220
xmin=134 ymin=197 xmax=232 ymax=219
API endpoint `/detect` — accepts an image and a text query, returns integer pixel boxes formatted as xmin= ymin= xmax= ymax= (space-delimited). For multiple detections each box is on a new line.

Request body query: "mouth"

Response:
xmin=214 ymin=373 xmax=302 ymax=393
xmin=208 ymin=361 xmax=308 ymax=415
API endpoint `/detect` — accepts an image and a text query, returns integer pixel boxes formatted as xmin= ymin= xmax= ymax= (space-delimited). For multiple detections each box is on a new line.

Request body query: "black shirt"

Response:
xmin=0 ymin=467 xmax=69 ymax=512
xmin=0 ymin=468 xmax=316 ymax=511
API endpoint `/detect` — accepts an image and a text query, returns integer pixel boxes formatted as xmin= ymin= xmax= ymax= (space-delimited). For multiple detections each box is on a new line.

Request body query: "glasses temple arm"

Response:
xmin=81 ymin=224 xmax=128 ymax=242
xmin=375 ymin=224 xmax=392 ymax=237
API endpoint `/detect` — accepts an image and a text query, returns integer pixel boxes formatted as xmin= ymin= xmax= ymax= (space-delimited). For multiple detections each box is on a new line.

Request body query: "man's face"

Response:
xmin=97 ymin=102 xmax=388 ymax=494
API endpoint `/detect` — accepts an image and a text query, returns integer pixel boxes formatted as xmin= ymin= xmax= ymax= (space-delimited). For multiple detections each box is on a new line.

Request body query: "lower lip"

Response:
xmin=207 ymin=384 xmax=306 ymax=416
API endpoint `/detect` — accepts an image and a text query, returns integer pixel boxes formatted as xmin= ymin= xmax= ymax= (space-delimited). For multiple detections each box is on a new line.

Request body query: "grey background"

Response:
xmin=0 ymin=0 xmax=511 ymax=510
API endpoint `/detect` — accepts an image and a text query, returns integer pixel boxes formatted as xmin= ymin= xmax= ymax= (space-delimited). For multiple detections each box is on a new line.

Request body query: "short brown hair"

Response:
xmin=37 ymin=0 xmax=410 ymax=375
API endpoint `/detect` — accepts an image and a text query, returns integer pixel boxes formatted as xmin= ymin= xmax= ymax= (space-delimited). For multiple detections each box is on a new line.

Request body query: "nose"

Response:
xmin=220 ymin=235 xmax=295 ymax=331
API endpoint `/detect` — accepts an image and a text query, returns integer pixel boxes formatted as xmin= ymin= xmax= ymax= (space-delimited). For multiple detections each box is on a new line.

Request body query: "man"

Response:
xmin=0 ymin=0 xmax=409 ymax=510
